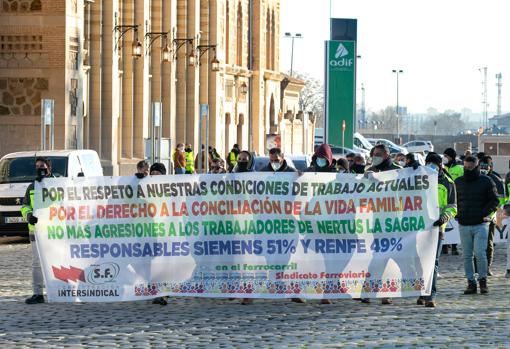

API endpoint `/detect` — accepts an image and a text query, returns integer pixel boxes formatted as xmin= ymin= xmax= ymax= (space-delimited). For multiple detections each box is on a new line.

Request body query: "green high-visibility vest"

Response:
xmin=185 ymin=151 xmax=195 ymax=173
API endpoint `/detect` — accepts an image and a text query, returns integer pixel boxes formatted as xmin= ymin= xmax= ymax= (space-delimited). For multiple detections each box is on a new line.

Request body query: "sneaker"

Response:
xmin=463 ymin=280 xmax=477 ymax=295
xmin=25 ymin=294 xmax=44 ymax=304
xmin=381 ymin=298 xmax=393 ymax=305
xmin=425 ymin=300 xmax=436 ymax=308
xmin=417 ymin=297 xmax=426 ymax=306
xmin=360 ymin=298 xmax=371 ymax=304
xmin=152 ymin=296 xmax=168 ymax=305
xmin=320 ymin=299 xmax=333 ymax=305
xmin=487 ymin=269 xmax=493 ymax=277
xmin=441 ymin=245 xmax=449 ymax=254
xmin=479 ymin=278 xmax=489 ymax=294
xmin=291 ymin=298 xmax=306 ymax=304
xmin=451 ymin=249 xmax=460 ymax=256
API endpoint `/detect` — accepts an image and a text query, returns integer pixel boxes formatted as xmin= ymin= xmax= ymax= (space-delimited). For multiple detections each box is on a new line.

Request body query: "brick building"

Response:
xmin=0 ymin=0 xmax=314 ymax=174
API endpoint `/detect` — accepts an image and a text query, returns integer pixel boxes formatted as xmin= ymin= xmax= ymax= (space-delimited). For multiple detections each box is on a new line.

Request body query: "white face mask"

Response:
xmin=442 ymin=157 xmax=449 ymax=165
xmin=397 ymin=160 xmax=405 ymax=167
xmin=178 ymin=147 xmax=184 ymax=152
xmin=271 ymin=162 xmax=282 ymax=171
xmin=316 ymin=158 xmax=328 ymax=168
xmin=372 ymin=156 xmax=383 ymax=166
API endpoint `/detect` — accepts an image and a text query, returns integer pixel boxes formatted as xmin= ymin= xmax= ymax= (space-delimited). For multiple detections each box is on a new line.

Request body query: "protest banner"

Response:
xmin=34 ymin=167 xmax=439 ymax=302
xmin=443 ymin=211 xmax=509 ymax=245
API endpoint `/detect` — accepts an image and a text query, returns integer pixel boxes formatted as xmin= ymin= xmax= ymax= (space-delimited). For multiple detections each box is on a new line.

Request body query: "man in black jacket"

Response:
xmin=366 ymin=144 xmax=402 ymax=172
xmin=455 ymin=156 xmax=499 ymax=295
xmin=261 ymin=148 xmax=297 ymax=173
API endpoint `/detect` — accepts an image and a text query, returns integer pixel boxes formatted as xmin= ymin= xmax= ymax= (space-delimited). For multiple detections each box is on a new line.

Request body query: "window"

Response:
xmin=498 ymin=143 xmax=510 ymax=156
xmin=484 ymin=142 xmax=497 ymax=155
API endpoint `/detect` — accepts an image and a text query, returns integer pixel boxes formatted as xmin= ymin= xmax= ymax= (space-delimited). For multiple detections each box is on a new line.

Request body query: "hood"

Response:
xmin=314 ymin=144 xmax=334 ymax=166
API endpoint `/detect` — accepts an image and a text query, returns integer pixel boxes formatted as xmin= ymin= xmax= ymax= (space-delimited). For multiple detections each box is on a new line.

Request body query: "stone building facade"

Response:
xmin=0 ymin=0 xmax=314 ymax=174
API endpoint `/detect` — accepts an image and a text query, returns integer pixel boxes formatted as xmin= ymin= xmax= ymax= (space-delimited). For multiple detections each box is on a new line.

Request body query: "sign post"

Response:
xmin=325 ymin=40 xmax=356 ymax=149
xmin=199 ymin=104 xmax=209 ymax=173
xmin=151 ymin=102 xmax=162 ymax=164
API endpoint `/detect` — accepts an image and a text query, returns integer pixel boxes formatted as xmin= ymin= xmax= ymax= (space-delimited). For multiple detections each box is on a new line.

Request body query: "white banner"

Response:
xmin=443 ymin=218 xmax=509 ymax=245
xmin=34 ymin=168 xmax=439 ymax=302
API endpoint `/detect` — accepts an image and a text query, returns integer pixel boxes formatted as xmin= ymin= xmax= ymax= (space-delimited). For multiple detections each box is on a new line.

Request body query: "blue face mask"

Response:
xmin=426 ymin=163 xmax=439 ymax=172
xmin=316 ymin=158 xmax=328 ymax=168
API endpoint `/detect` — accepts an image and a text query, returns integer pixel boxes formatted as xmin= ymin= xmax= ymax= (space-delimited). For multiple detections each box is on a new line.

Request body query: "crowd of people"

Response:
xmin=21 ymin=142 xmax=510 ymax=308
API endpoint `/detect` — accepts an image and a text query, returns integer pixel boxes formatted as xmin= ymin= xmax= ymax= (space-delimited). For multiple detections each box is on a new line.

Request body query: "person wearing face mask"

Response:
xmin=135 ymin=160 xmax=150 ymax=179
xmin=395 ymin=153 xmax=406 ymax=168
xmin=209 ymin=158 xmax=226 ymax=174
xmin=336 ymin=158 xmax=350 ymax=173
xmin=362 ymin=144 xmax=400 ymax=305
xmin=173 ymin=143 xmax=186 ymax=174
xmin=415 ymin=153 xmax=457 ymax=308
xmin=455 ymin=156 xmax=498 ymax=295
xmin=21 ymin=157 xmax=54 ymax=304
xmin=351 ymin=155 xmax=366 ymax=174
xmin=232 ymin=151 xmax=253 ymax=174
xmin=261 ymin=148 xmax=297 ymax=173
xmin=366 ymin=144 xmax=401 ymax=173
xmin=479 ymin=156 xmax=506 ymax=276
xmin=405 ymin=153 xmax=420 ymax=170
xmin=442 ymin=148 xmax=464 ymax=255
xmin=305 ymin=144 xmax=337 ymax=173
xmin=345 ymin=153 xmax=356 ymax=168
xmin=184 ymin=144 xmax=195 ymax=174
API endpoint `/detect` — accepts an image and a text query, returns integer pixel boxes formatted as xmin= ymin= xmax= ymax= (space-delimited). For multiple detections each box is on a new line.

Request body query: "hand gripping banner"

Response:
xmin=34 ymin=167 xmax=439 ymax=302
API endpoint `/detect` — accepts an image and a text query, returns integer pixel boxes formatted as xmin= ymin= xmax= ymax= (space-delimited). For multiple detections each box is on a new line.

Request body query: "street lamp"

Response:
xmin=144 ymin=31 xmax=171 ymax=63
xmin=114 ymin=23 xmax=142 ymax=58
xmin=239 ymin=82 xmax=248 ymax=95
xmin=196 ymin=44 xmax=221 ymax=72
xmin=392 ymin=69 xmax=403 ymax=144
xmin=284 ymin=32 xmax=302 ymax=76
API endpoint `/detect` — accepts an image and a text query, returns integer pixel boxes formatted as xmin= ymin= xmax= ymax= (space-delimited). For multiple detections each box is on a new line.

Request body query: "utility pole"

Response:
xmin=392 ymin=69 xmax=403 ymax=144
xmin=496 ymin=73 xmax=502 ymax=116
xmin=284 ymin=33 xmax=302 ymax=76
xmin=479 ymin=67 xmax=488 ymax=129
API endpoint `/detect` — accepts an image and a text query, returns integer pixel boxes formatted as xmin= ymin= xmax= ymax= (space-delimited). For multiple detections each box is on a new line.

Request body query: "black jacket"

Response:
xmin=487 ymin=171 xmax=506 ymax=199
xmin=455 ymin=171 xmax=499 ymax=226
xmin=260 ymin=160 xmax=297 ymax=173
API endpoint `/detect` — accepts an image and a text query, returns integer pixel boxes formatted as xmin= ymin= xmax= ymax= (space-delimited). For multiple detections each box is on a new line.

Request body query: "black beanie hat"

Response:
xmin=425 ymin=152 xmax=442 ymax=166
xmin=150 ymin=162 xmax=167 ymax=175
xmin=443 ymin=148 xmax=456 ymax=159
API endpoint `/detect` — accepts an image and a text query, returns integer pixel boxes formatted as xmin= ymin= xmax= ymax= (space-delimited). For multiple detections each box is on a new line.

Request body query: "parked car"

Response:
xmin=403 ymin=140 xmax=434 ymax=154
xmin=0 ymin=150 xmax=103 ymax=238
xmin=287 ymin=155 xmax=312 ymax=172
xmin=353 ymin=132 xmax=374 ymax=151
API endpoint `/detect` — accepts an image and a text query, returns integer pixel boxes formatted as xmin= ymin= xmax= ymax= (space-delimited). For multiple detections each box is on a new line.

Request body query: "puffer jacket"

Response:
xmin=455 ymin=170 xmax=499 ymax=225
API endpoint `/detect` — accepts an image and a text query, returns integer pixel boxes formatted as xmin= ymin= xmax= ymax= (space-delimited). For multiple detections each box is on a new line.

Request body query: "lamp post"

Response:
xmin=114 ymin=23 xmax=142 ymax=58
xmin=392 ymin=69 xmax=403 ymax=144
xmin=284 ymin=32 xmax=302 ymax=76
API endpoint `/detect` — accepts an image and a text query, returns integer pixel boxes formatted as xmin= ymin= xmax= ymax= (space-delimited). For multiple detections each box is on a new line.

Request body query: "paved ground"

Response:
xmin=0 ymin=242 xmax=508 ymax=348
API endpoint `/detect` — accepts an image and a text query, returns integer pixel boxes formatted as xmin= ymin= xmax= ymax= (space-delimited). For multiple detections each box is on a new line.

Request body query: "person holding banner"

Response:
xmin=261 ymin=148 xmax=297 ymax=173
xmin=362 ymin=144 xmax=402 ymax=305
xmin=21 ymin=157 xmax=54 ymax=304
xmin=417 ymin=153 xmax=457 ymax=308
xmin=442 ymin=148 xmax=464 ymax=256
xmin=455 ymin=156 xmax=498 ymax=295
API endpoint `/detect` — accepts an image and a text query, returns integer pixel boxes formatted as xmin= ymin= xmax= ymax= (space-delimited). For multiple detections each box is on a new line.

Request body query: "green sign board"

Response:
xmin=325 ymin=40 xmax=356 ymax=149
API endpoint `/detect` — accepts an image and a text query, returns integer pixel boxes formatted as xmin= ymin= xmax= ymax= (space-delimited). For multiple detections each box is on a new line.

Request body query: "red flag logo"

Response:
xmin=52 ymin=266 xmax=85 ymax=283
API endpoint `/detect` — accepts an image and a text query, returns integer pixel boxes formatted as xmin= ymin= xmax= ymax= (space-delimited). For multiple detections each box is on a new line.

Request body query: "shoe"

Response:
xmin=360 ymin=298 xmax=371 ymax=304
xmin=291 ymin=298 xmax=306 ymax=304
xmin=463 ymin=280 xmax=477 ymax=295
xmin=506 ymin=270 xmax=510 ymax=278
xmin=441 ymin=245 xmax=449 ymax=254
xmin=152 ymin=296 xmax=168 ymax=305
xmin=417 ymin=297 xmax=426 ymax=306
xmin=479 ymin=278 xmax=489 ymax=294
xmin=381 ymin=298 xmax=393 ymax=305
xmin=241 ymin=298 xmax=253 ymax=305
xmin=425 ymin=300 xmax=436 ymax=308
xmin=320 ymin=299 xmax=333 ymax=305
xmin=25 ymin=294 xmax=44 ymax=304
xmin=487 ymin=269 xmax=493 ymax=277
xmin=451 ymin=249 xmax=460 ymax=256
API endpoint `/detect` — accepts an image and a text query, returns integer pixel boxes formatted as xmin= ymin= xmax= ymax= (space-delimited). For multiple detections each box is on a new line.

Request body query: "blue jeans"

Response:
xmin=459 ymin=223 xmax=489 ymax=280
xmin=174 ymin=168 xmax=185 ymax=175
xmin=424 ymin=238 xmax=443 ymax=301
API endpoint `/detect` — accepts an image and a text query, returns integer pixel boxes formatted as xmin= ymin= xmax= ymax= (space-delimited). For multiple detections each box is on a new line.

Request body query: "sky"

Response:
xmin=279 ymin=0 xmax=510 ymax=117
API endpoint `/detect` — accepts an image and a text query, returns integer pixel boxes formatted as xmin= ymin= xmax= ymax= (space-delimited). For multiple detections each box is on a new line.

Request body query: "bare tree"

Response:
xmin=293 ymin=72 xmax=324 ymax=127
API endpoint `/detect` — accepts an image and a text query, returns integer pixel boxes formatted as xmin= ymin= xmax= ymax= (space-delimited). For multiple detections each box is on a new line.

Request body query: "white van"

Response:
xmin=0 ymin=150 xmax=103 ymax=237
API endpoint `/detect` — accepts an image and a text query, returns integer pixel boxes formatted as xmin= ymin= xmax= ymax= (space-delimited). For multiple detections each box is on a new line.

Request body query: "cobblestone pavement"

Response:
xmin=0 ymin=243 xmax=508 ymax=348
